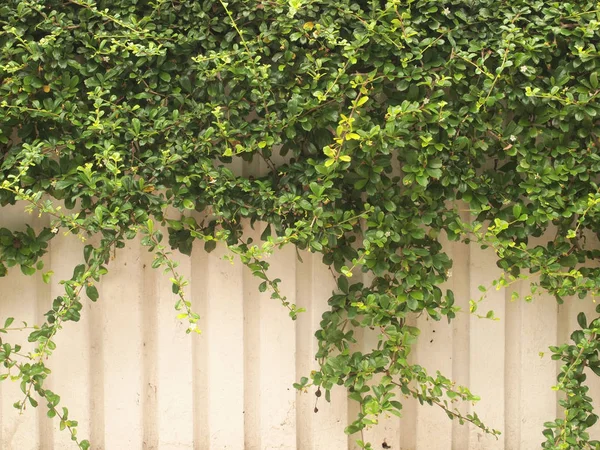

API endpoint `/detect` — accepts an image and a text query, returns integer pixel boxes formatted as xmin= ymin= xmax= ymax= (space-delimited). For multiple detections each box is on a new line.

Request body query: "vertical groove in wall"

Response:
xmin=312 ymin=253 xmax=350 ymax=449
xmin=243 ymin=223 xmax=262 ymax=450
xmin=44 ymin=234 xmax=90 ymax=448
xmin=191 ymin=242 xmax=209 ymax=450
xmin=555 ymin=302 xmax=567 ymax=420
xmin=452 ymin=209 xmax=471 ymax=450
xmin=451 ymin=245 xmax=470 ymax=449
xmin=504 ymin=285 xmax=522 ymax=450
xmin=398 ymin=316 xmax=417 ymax=450
xmin=346 ymin=269 xmax=364 ymax=450
xmin=141 ymin=250 xmax=158 ymax=449
xmin=155 ymin=244 xmax=195 ymax=447
xmin=37 ymin=283 xmax=53 ymax=450
xmin=295 ymin=251 xmax=314 ymax=450
xmin=205 ymin=242 xmax=245 ymax=448
xmin=99 ymin=239 xmax=145 ymax=448
xmin=346 ymin=324 xmax=362 ymax=450
xmin=470 ymin=243 xmax=508 ymax=450
xmin=37 ymin=216 xmax=53 ymax=450
xmin=89 ymin=279 xmax=105 ymax=450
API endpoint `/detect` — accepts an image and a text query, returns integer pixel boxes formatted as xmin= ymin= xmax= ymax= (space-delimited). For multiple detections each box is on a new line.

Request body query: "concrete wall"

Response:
xmin=0 ymin=203 xmax=599 ymax=450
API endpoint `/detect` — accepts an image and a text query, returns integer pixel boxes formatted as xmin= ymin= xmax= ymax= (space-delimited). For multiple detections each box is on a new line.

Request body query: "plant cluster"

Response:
xmin=1 ymin=0 xmax=600 ymax=448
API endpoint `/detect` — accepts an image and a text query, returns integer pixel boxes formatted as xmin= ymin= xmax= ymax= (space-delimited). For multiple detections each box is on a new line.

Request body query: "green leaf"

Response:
xmin=132 ymin=118 xmax=141 ymax=135
xmin=512 ymin=204 xmax=522 ymax=218
xmin=85 ymin=285 xmax=99 ymax=302
xmin=260 ymin=224 xmax=272 ymax=242
xmin=21 ymin=266 xmax=36 ymax=276
xmin=338 ymin=275 xmax=349 ymax=293
xmin=410 ymin=290 xmax=424 ymax=300
xmin=591 ymin=72 xmax=598 ymax=89
xmin=72 ymin=264 xmax=86 ymax=280
xmin=407 ymin=297 xmax=418 ymax=311
xmin=356 ymin=96 xmax=369 ymax=107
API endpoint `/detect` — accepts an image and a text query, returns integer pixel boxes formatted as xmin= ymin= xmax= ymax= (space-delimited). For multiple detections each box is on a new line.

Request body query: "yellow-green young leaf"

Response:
xmin=42 ymin=271 xmax=54 ymax=284
xmin=339 ymin=155 xmax=352 ymax=162
xmin=323 ymin=146 xmax=335 ymax=157
xmin=356 ymin=96 xmax=369 ymax=107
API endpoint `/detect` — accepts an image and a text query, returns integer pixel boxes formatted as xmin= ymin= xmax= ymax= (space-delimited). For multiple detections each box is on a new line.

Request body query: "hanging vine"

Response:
xmin=1 ymin=0 xmax=600 ymax=448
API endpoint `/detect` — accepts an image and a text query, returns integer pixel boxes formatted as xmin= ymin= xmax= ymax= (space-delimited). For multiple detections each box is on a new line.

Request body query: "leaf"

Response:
xmin=21 ymin=265 xmax=36 ymax=276
xmin=577 ymin=312 xmax=587 ymax=329
xmin=309 ymin=182 xmax=322 ymax=196
xmin=410 ymin=290 xmax=424 ymax=300
xmin=586 ymin=414 xmax=598 ymax=427
xmin=83 ymin=245 xmax=93 ymax=264
xmin=260 ymin=224 xmax=272 ymax=241
xmin=72 ymin=264 xmax=86 ymax=280
xmin=356 ymin=96 xmax=369 ymax=107
xmin=85 ymin=285 xmax=99 ymax=302
xmin=512 ymin=204 xmax=522 ymax=218
xmin=590 ymin=364 xmax=600 ymax=377
xmin=338 ymin=275 xmax=348 ymax=293
xmin=3 ymin=317 xmax=14 ymax=328
xmin=132 ymin=118 xmax=141 ymax=135
xmin=159 ymin=72 xmax=171 ymax=82
xmin=407 ymin=297 xmax=418 ymax=311
xmin=559 ymin=254 xmax=578 ymax=268
xmin=591 ymin=72 xmax=598 ymax=89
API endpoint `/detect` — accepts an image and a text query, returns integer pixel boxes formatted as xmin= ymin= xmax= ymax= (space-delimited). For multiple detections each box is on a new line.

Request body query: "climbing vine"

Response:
xmin=1 ymin=0 xmax=600 ymax=447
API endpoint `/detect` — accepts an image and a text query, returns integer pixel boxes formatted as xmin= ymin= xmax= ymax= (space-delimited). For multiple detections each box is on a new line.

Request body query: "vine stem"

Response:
xmin=389 ymin=378 xmax=499 ymax=436
xmin=18 ymin=237 xmax=119 ymax=413
xmin=142 ymin=224 xmax=200 ymax=332
xmin=552 ymin=331 xmax=596 ymax=448
xmin=7 ymin=352 xmax=88 ymax=448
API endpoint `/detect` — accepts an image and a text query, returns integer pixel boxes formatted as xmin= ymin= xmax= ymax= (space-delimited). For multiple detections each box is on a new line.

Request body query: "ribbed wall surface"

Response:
xmin=1 ymin=203 xmax=599 ymax=450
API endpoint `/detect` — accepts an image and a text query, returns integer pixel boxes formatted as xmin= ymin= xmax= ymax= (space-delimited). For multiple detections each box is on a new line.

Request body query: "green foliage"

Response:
xmin=1 ymin=0 xmax=600 ymax=447
xmin=543 ymin=308 xmax=600 ymax=449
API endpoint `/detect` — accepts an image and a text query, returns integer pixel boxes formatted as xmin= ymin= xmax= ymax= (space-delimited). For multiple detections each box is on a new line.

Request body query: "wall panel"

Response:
xmin=0 ymin=209 xmax=599 ymax=449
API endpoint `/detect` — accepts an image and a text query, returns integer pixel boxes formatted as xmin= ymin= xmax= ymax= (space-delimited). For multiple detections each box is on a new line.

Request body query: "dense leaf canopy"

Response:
xmin=2 ymin=0 xmax=600 ymax=448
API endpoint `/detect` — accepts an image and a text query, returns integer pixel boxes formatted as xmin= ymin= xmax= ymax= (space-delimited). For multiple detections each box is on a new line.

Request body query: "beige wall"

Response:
xmin=0 ymin=203 xmax=599 ymax=450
